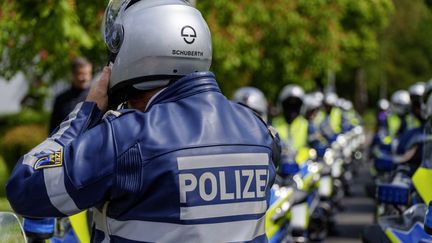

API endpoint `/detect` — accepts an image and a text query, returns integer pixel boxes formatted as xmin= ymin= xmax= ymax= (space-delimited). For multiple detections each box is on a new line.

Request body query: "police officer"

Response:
xmin=377 ymin=99 xmax=390 ymax=134
xmin=233 ymin=87 xmax=269 ymax=122
xmin=392 ymin=82 xmax=427 ymax=174
xmin=49 ymin=57 xmax=93 ymax=133
xmin=273 ymin=85 xmax=308 ymax=151
xmin=6 ymin=1 xmax=278 ymax=242
xmin=303 ymin=93 xmax=327 ymax=156
xmin=388 ymin=90 xmax=411 ymax=140
xmin=320 ymin=92 xmax=342 ymax=143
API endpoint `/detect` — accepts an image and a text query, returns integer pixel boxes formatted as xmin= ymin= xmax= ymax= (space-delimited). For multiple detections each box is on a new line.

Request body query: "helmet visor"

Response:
xmin=102 ymin=0 xmax=131 ymax=53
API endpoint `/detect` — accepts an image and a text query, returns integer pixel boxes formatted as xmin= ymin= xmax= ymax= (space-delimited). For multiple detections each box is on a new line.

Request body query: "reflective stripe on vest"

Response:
xmin=106 ymin=216 xmax=266 ymax=242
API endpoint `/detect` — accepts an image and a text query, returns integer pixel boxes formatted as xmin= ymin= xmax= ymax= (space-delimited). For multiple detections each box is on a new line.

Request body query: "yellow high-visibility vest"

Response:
xmin=273 ymin=116 xmax=308 ymax=151
xmin=329 ymin=108 xmax=342 ymax=134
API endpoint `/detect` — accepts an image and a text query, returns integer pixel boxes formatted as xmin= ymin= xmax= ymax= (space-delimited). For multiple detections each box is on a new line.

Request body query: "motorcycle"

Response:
xmin=0 ymin=212 xmax=27 ymax=243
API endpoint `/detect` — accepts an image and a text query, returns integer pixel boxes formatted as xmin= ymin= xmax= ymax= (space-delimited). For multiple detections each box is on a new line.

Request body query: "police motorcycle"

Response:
xmin=362 ymin=82 xmax=432 ymax=243
xmin=301 ymin=93 xmax=344 ymax=213
xmin=0 ymin=212 xmax=27 ymax=243
xmin=363 ymin=129 xmax=432 ymax=243
xmin=369 ymin=90 xmax=413 ymax=196
xmin=318 ymin=94 xmax=366 ymax=201
xmin=0 ymin=211 xmax=86 ymax=243
xmin=266 ymin=141 xmax=329 ymax=243
xmin=268 ymin=85 xmax=336 ymax=242
xmin=372 ymin=84 xmax=426 ymax=217
xmin=0 ymin=211 xmax=90 ymax=243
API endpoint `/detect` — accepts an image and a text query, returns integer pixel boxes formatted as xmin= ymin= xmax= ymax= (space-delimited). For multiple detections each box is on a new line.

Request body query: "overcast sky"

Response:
xmin=0 ymin=74 xmax=28 ymax=114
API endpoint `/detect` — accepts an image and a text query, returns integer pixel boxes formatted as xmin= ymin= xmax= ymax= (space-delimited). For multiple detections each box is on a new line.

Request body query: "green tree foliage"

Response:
xmin=199 ymin=0 xmax=394 ymax=102
xmin=0 ymin=0 xmax=404 ymax=108
xmin=374 ymin=0 xmax=432 ymax=95
xmin=0 ymin=0 xmax=106 ymax=89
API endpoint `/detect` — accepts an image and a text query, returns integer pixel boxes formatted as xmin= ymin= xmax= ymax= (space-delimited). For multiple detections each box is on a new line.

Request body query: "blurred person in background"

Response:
xmin=387 ymin=90 xmax=411 ymax=141
xmin=303 ymin=93 xmax=327 ymax=157
xmin=273 ymin=84 xmax=307 ymax=152
xmin=376 ymin=98 xmax=390 ymax=135
xmin=320 ymin=92 xmax=342 ymax=143
xmin=49 ymin=57 xmax=92 ymax=133
xmin=232 ymin=86 xmax=269 ymax=122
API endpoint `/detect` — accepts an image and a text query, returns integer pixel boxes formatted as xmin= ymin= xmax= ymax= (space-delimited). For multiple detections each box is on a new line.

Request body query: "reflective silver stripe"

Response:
xmin=51 ymin=102 xmax=83 ymax=140
xmin=93 ymin=208 xmax=110 ymax=243
xmin=22 ymin=139 xmax=62 ymax=167
xmin=108 ymin=216 xmax=265 ymax=243
xmin=43 ymin=166 xmax=79 ymax=215
xmin=177 ymin=153 xmax=269 ymax=170
xmin=180 ymin=200 xmax=267 ymax=220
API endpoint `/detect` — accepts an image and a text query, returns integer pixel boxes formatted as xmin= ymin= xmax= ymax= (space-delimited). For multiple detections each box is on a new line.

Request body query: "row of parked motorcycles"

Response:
xmin=266 ymin=125 xmax=367 ymax=242
xmin=364 ymin=125 xmax=432 ymax=243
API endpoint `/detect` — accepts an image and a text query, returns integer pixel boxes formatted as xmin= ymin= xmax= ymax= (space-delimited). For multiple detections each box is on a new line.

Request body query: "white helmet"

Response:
xmin=103 ymin=0 xmax=212 ymax=105
xmin=391 ymin=90 xmax=411 ymax=116
xmin=378 ymin=99 xmax=390 ymax=111
xmin=278 ymin=85 xmax=305 ymax=104
xmin=233 ymin=87 xmax=268 ymax=121
xmin=409 ymin=82 xmax=426 ymax=98
xmin=324 ymin=92 xmax=338 ymax=107
xmin=302 ymin=94 xmax=321 ymax=115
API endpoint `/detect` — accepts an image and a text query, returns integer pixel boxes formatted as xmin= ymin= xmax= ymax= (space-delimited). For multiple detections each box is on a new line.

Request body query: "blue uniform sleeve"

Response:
xmin=6 ymin=102 xmax=116 ymax=217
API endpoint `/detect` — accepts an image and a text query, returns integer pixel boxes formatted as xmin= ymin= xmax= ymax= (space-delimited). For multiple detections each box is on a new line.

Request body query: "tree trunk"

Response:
xmin=354 ymin=67 xmax=368 ymax=114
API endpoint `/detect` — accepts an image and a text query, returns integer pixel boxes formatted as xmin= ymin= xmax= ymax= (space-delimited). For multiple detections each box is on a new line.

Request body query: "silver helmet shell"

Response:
xmin=409 ymin=82 xmax=426 ymax=98
xmin=233 ymin=87 xmax=268 ymax=121
xmin=278 ymin=85 xmax=305 ymax=104
xmin=302 ymin=94 xmax=321 ymax=115
xmin=378 ymin=99 xmax=390 ymax=111
xmin=324 ymin=92 xmax=338 ymax=107
xmin=391 ymin=90 xmax=411 ymax=116
xmin=103 ymin=0 xmax=212 ymax=105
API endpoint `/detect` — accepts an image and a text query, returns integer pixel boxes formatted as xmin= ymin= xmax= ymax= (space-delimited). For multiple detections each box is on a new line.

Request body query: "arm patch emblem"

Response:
xmin=34 ymin=148 xmax=63 ymax=170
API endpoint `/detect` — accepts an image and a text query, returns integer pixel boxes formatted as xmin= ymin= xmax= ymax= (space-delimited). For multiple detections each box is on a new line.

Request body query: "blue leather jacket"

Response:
xmin=6 ymin=72 xmax=278 ymax=243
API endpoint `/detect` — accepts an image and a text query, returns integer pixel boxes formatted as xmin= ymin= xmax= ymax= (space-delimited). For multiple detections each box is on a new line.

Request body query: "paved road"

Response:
xmin=325 ymin=162 xmax=375 ymax=243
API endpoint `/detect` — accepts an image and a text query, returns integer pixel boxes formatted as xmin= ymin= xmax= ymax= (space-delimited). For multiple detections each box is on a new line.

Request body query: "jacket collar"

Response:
xmin=147 ymin=72 xmax=221 ymax=109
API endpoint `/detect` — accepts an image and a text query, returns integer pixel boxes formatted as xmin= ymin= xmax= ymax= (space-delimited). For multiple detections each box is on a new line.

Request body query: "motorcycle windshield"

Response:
xmin=0 ymin=212 xmax=26 ymax=243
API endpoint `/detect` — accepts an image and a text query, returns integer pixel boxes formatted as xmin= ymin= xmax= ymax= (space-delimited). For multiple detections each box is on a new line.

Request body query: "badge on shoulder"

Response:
xmin=34 ymin=148 xmax=64 ymax=170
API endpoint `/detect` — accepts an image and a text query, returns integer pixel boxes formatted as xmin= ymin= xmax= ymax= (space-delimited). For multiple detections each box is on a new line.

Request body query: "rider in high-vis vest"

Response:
xmin=273 ymin=85 xmax=308 ymax=150
xmin=273 ymin=85 xmax=310 ymax=167
xmin=6 ymin=1 xmax=279 ymax=242
xmin=319 ymin=92 xmax=342 ymax=143
xmin=387 ymin=90 xmax=413 ymax=142
xmin=303 ymin=93 xmax=328 ymax=157
xmin=233 ymin=87 xmax=269 ymax=123
xmin=413 ymin=79 xmax=432 ymax=206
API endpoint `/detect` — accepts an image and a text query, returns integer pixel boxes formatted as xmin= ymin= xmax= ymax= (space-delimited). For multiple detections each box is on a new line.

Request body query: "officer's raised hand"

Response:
xmin=86 ymin=66 xmax=111 ymax=112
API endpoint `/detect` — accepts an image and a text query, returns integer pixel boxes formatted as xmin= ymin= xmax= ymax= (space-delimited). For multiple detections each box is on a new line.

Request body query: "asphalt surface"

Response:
xmin=325 ymin=161 xmax=375 ymax=243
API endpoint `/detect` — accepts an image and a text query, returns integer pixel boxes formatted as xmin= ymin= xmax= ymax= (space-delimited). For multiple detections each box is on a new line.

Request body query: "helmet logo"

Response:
xmin=181 ymin=26 xmax=197 ymax=44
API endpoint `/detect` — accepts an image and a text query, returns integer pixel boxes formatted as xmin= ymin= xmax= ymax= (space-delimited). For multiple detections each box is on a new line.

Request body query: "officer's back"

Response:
xmin=6 ymin=1 xmax=277 ymax=242
xmin=94 ymin=72 xmax=276 ymax=242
